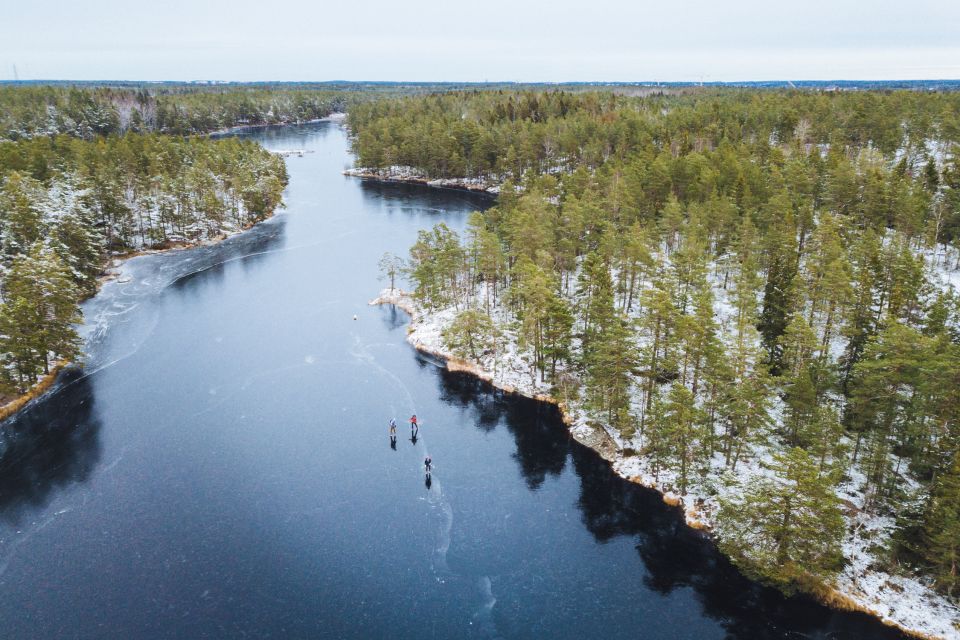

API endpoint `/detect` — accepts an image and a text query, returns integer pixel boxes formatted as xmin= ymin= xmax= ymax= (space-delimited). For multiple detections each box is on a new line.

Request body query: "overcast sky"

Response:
xmin=3 ymin=0 xmax=959 ymax=82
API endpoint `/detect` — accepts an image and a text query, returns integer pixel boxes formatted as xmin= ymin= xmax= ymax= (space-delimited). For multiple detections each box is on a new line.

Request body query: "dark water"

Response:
xmin=0 ymin=123 xmax=906 ymax=640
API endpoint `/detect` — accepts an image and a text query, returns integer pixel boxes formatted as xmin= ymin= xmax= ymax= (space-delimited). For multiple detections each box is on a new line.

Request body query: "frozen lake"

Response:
xmin=0 ymin=122 xmax=907 ymax=639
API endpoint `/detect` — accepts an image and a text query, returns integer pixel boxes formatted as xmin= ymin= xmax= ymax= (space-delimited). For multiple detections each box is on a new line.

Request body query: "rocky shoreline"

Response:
xmin=370 ymin=287 xmax=960 ymax=640
xmin=207 ymin=113 xmax=345 ymax=138
xmin=343 ymin=166 xmax=500 ymax=194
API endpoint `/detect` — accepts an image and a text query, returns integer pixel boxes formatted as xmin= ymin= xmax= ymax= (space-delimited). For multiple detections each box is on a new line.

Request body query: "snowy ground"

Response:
xmin=371 ymin=286 xmax=960 ymax=640
xmin=925 ymin=243 xmax=960 ymax=298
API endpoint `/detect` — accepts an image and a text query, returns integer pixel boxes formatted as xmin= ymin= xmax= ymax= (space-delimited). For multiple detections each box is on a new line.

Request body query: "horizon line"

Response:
xmin=2 ymin=78 xmax=960 ymax=85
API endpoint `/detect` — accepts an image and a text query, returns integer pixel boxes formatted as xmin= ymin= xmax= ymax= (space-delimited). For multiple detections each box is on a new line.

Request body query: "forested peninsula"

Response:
xmin=0 ymin=87 xmax=304 ymax=411
xmin=354 ymin=90 xmax=960 ymax=638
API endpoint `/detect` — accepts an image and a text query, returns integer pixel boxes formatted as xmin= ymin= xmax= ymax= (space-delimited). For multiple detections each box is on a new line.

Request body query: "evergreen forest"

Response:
xmin=353 ymin=89 xmax=960 ymax=599
xmin=0 ymin=88 xmax=292 ymax=397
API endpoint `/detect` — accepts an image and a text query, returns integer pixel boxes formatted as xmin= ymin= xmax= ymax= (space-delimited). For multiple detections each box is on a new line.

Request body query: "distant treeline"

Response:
xmin=350 ymin=89 xmax=958 ymax=177
xmin=350 ymin=90 xmax=960 ymax=244
xmin=0 ymin=86 xmax=349 ymax=139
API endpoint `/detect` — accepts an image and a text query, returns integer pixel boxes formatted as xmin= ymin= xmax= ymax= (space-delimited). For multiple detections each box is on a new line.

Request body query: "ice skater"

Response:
xmin=409 ymin=414 xmax=419 ymax=437
xmin=424 ymin=456 xmax=432 ymax=476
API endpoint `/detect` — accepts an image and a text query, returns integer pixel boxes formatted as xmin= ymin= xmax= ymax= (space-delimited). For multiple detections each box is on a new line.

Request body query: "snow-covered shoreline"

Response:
xmin=344 ymin=165 xmax=500 ymax=194
xmin=371 ymin=286 xmax=960 ymax=640
xmin=207 ymin=112 xmax=346 ymax=138
xmin=0 ymin=198 xmax=292 ymax=425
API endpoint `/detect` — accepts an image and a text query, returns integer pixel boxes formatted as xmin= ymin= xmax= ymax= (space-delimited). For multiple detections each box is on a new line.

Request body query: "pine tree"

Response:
xmin=670 ymin=222 xmax=709 ymax=315
xmin=542 ymin=293 xmax=574 ymax=381
xmin=469 ymin=217 xmax=506 ymax=309
xmin=377 ymin=252 xmax=405 ymax=293
xmin=803 ymin=213 xmax=852 ymax=354
xmin=0 ymin=296 xmax=45 ymax=393
xmin=48 ymin=192 xmax=104 ymax=294
xmin=616 ymin=222 xmax=654 ymax=312
xmin=779 ymin=314 xmax=823 ymax=445
xmin=758 ymin=192 xmax=799 ymax=372
xmin=584 ymin=314 xmax=638 ymax=436
xmin=638 ymin=276 xmax=678 ymax=430
xmin=659 ymin=382 xmax=703 ymax=495
xmin=442 ymin=309 xmax=499 ymax=361
xmin=0 ymin=244 xmax=81 ymax=391
xmin=840 ymin=229 xmax=882 ymax=391
xmin=720 ymin=358 xmax=772 ymax=470
xmin=503 ymin=189 xmax=553 ymax=265
xmin=732 ymin=216 xmax=762 ymax=358
xmin=0 ymin=172 xmax=46 ymax=261
xmin=717 ymin=447 xmax=845 ymax=591
xmin=512 ymin=258 xmax=553 ymax=378
xmin=407 ymin=223 xmax=464 ymax=309
xmin=678 ymin=286 xmax=720 ymax=396
xmin=918 ymin=451 xmax=960 ymax=598
xmin=847 ymin=323 xmax=932 ymax=509
xmin=408 ymin=230 xmax=441 ymax=307
xmin=659 ymin=195 xmax=685 ymax=255
xmin=824 ymin=150 xmax=858 ymax=217
xmin=577 ymin=251 xmax=616 ymax=356
xmin=799 ymin=405 xmax=847 ymax=475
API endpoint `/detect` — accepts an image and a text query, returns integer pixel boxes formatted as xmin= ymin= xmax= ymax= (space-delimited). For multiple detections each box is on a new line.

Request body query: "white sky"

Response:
xmin=2 ymin=0 xmax=959 ymax=81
